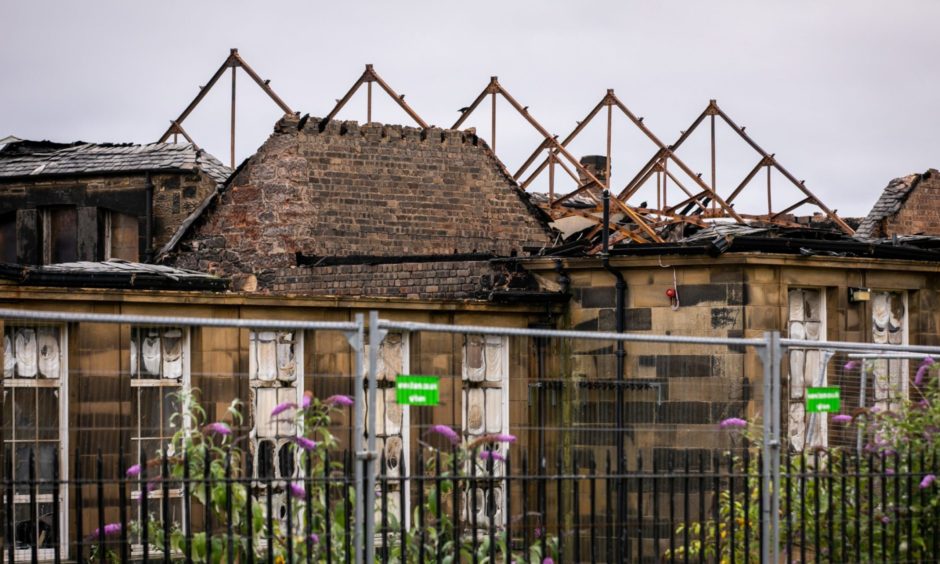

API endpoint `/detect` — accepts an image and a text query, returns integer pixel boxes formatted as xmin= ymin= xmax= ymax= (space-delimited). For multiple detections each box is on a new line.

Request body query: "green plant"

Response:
xmin=665 ymin=359 xmax=940 ymax=563
xmin=89 ymin=392 xmax=558 ymax=563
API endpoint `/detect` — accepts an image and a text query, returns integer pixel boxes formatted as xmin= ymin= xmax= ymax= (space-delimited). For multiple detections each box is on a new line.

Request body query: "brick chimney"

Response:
xmin=578 ymin=155 xmax=608 ymax=196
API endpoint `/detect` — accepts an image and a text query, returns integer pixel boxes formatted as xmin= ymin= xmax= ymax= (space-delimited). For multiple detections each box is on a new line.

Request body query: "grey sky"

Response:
xmin=2 ymin=1 xmax=938 ymax=218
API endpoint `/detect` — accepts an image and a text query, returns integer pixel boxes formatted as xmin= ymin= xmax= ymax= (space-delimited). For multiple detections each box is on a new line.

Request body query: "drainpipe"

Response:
xmin=144 ymin=173 xmax=154 ymax=262
xmin=601 ymin=189 xmax=627 ymax=554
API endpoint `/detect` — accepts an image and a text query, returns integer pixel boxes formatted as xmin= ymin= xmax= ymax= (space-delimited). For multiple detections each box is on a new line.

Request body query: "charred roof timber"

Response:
xmin=156 ymin=51 xmax=856 ymax=255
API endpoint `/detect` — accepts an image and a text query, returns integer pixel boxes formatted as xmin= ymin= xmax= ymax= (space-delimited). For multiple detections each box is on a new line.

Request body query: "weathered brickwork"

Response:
xmin=170 ymin=116 xmax=552 ymax=293
xmin=271 ymin=260 xmax=495 ymax=300
xmin=857 ymin=169 xmax=940 ymax=239
xmin=883 ymin=170 xmax=940 ymax=237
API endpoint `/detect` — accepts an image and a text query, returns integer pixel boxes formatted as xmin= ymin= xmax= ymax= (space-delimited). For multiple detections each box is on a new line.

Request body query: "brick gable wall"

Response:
xmin=883 ymin=170 xmax=940 ymax=237
xmin=170 ymin=116 xmax=552 ymax=295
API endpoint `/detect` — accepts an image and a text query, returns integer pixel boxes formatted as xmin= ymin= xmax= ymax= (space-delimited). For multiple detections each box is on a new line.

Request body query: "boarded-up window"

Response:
xmin=2 ymin=324 xmax=68 ymax=559
xmin=871 ymin=291 xmax=907 ymax=410
xmin=787 ymin=288 xmax=827 ymax=450
xmin=461 ymin=334 xmax=509 ymax=526
xmin=105 ymin=211 xmax=139 ymax=262
xmin=249 ymin=331 xmax=302 ymax=480
xmin=129 ymin=326 xmax=189 ymax=530
xmin=41 ymin=207 xmax=78 ymax=264
xmin=365 ymin=332 xmax=410 ymax=528
xmin=0 ymin=213 xmax=15 ymax=263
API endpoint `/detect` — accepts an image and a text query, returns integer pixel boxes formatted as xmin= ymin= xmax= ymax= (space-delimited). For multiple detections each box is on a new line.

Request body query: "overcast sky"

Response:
xmin=2 ymin=1 xmax=938 ymax=218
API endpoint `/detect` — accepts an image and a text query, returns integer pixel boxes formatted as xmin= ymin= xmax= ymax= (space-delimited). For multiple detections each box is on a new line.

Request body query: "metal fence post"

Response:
xmin=364 ymin=311 xmax=384 ymax=564
xmin=761 ymin=331 xmax=782 ymax=564
xmin=349 ymin=313 xmax=366 ymax=564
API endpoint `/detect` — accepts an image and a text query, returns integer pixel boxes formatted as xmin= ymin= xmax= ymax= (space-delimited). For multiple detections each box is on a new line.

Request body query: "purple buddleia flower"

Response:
xmin=479 ymin=451 xmax=506 ymax=462
xmin=125 ymin=464 xmax=142 ymax=477
xmin=719 ymin=418 xmax=747 ymax=430
xmin=920 ymin=474 xmax=936 ymax=489
xmin=843 ymin=360 xmax=860 ymax=371
xmin=90 ymin=523 xmax=122 ymax=539
xmin=270 ymin=402 xmax=297 ymax=417
xmin=308 ymin=533 xmax=320 ymax=544
xmin=543 ymin=558 xmax=554 ymax=564
xmin=293 ymin=436 xmax=317 ymax=451
xmin=493 ymin=433 xmax=517 ymax=443
xmin=914 ymin=358 xmax=934 ymax=386
xmin=302 ymin=391 xmax=313 ymax=409
xmin=324 ymin=394 xmax=354 ymax=407
xmin=428 ymin=424 xmax=460 ymax=445
xmin=203 ymin=422 xmax=231 ymax=436
xmin=289 ymin=482 xmax=306 ymax=499
xmin=885 ymin=468 xmax=895 ymax=475
xmin=831 ymin=414 xmax=853 ymax=424
xmin=881 ymin=515 xmax=891 ymax=525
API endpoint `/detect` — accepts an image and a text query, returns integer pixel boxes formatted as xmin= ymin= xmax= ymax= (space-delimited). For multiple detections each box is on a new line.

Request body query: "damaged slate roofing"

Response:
xmin=163 ymin=115 xmax=554 ymax=297
xmin=0 ymin=139 xmax=231 ymax=183
xmin=0 ymin=260 xmax=227 ymax=291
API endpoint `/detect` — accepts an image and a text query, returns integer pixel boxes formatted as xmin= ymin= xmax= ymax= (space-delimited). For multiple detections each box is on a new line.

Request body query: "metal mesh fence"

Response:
xmin=0 ymin=308 xmax=938 ymax=562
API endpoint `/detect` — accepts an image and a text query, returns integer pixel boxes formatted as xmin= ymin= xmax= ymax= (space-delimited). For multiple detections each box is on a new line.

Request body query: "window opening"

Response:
xmin=461 ymin=334 xmax=509 ymax=525
xmin=2 ymin=323 xmax=68 ymax=560
xmin=129 ymin=326 xmax=190 ymax=547
xmin=871 ymin=291 xmax=908 ymax=411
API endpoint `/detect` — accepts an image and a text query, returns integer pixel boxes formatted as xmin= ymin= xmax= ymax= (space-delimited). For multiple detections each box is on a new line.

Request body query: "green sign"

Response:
xmin=806 ymin=387 xmax=841 ymax=413
xmin=395 ymin=375 xmax=440 ymax=406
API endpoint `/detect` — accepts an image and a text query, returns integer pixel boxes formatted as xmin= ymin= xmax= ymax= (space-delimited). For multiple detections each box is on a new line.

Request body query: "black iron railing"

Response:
xmin=2 ymin=446 xmax=938 ymax=563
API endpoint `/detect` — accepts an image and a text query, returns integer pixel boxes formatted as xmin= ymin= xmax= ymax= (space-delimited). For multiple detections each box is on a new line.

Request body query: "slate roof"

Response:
xmin=0 ymin=259 xmax=228 ymax=291
xmin=855 ymin=173 xmax=922 ymax=240
xmin=0 ymin=140 xmax=231 ymax=185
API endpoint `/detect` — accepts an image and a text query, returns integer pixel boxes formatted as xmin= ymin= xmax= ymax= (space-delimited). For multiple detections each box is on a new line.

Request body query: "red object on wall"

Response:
xmin=665 ymin=288 xmax=676 ymax=299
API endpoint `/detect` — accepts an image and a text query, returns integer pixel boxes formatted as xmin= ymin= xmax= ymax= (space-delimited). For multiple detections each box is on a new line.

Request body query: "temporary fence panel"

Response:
xmin=2 ymin=308 xmax=939 ymax=563
xmin=0 ymin=308 xmax=365 ymax=564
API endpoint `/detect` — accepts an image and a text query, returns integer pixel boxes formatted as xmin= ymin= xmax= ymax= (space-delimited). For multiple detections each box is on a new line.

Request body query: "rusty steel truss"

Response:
xmin=159 ymin=52 xmax=853 ymax=250
xmin=157 ymin=49 xmax=294 ymax=168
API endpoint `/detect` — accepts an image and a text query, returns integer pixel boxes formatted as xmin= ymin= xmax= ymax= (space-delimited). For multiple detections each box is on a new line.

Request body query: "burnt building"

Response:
xmin=3 ymin=94 xmax=940 ymax=560
xmin=0 ymin=138 xmax=230 ymax=265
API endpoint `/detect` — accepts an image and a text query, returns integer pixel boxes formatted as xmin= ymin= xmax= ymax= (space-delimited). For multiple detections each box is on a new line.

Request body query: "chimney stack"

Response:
xmin=578 ymin=155 xmax=608 ymax=196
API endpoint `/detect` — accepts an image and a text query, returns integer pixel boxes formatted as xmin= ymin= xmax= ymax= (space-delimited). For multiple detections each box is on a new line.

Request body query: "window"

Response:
xmin=2 ymin=324 xmax=68 ymax=560
xmin=247 ymin=330 xmax=303 ymax=531
xmin=249 ymin=331 xmax=303 ymax=480
xmin=461 ymin=334 xmax=509 ymax=525
xmin=787 ymin=288 xmax=827 ymax=450
xmin=0 ymin=213 xmax=15 ymax=264
xmin=871 ymin=291 xmax=908 ymax=410
xmin=129 ymin=327 xmax=189 ymax=528
xmin=40 ymin=207 xmax=78 ymax=264
xmin=101 ymin=211 xmax=139 ymax=262
xmin=366 ymin=333 xmax=410 ymax=528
